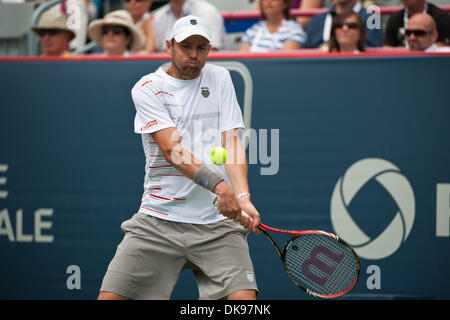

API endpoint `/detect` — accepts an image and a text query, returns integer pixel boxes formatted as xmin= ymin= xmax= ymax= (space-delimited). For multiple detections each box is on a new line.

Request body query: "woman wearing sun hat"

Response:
xmin=88 ymin=10 xmax=145 ymax=56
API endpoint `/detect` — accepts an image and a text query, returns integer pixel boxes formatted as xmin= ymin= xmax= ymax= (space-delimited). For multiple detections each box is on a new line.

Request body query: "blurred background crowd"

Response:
xmin=0 ymin=0 xmax=449 ymax=57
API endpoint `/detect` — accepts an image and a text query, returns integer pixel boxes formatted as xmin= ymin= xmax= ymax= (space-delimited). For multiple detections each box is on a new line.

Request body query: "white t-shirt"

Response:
xmin=131 ymin=63 xmax=244 ymax=224
xmin=152 ymin=0 xmax=226 ymax=51
xmin=425 ymin=43 xmax=450 ymax=52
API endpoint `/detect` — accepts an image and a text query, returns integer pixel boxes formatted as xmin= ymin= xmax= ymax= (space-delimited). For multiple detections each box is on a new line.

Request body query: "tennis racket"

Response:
xmin=214 ymin=200 xmax=360 ymax=298
xmin=255 ymin=219 xmax=360 ymax=298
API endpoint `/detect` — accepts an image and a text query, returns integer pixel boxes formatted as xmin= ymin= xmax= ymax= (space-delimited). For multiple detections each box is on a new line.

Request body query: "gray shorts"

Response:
xmin=100 ymin=213 xmax=258 ymax=300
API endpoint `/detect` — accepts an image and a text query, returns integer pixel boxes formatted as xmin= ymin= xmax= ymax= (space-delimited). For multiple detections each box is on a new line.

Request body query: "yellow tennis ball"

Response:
xmin=210 ymin=147 xmax=227 ymax=165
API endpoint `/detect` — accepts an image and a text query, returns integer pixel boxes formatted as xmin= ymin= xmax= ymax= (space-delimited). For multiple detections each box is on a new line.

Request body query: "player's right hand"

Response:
xmin=213 ymin=182 xmax=260 ymax=233
xmin=238 ymin=198 xmax=261 ymax=234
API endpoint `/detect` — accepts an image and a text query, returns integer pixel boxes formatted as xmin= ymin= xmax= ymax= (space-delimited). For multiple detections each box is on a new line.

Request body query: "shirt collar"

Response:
xmin=425 ymin=43 xmax=438 ymax=52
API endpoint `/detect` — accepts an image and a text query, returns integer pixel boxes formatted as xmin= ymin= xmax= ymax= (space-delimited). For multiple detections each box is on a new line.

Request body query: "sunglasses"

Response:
xmin=405 ymin=29 xmax=433 ymax=37
xmin=36 ymin=29 xmax=61 ymax=37
xmin=336 ymin=22 xmax=359 ymax=30
xmin=102 ymin=26 xmax=127 ymax=35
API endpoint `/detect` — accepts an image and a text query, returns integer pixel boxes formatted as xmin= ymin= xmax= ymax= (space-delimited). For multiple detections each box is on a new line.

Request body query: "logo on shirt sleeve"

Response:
xmin=140 ymin=120 xmax=158 ymax=131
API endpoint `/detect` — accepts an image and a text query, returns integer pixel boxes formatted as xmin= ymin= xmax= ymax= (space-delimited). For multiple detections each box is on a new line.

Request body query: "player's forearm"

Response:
xmin=222 ymin=130 xmax=250 ymax=196
xmin=224 ymin=154 xmax=249 ymax=195
xmin=222 ymin=130 xmax=259 ymax=232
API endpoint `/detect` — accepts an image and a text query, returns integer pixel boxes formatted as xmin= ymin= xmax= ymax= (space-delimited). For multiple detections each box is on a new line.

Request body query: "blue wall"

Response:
xmin=0 ymin=54 xmax=449 ymax=299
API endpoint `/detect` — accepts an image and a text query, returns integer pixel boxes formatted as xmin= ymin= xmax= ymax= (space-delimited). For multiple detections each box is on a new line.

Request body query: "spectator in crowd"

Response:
xmin=405 ymin=12 xmax=450 ymax=52
xmin=329 ymin=10 xmax=366 ymax=52
xmin=240 ymin=0 xmax=306 ymax=52
xmin=295 ymin=0 xmax=325 ymax=29
xmin=253 ymin=0 xmax=325 ymax=29
xmin=44 ymin=0 xmax=98 ymax=52
xmin=151 ymin=0 xmax=226 ymax=52
xmin=384 ymin=0 xmax=450 ymax=47
xmin=304 ymin=0 xmax=383 ymax=50
xmin=125 ymin=0 xmax=154 ymax=53
xmin=359 ymin=0 xmax=379 ymax=8
xmin=32 ymin=10 xmax=75 ymax=57
xmin=88 ymin=10 xmax=144 ymax=56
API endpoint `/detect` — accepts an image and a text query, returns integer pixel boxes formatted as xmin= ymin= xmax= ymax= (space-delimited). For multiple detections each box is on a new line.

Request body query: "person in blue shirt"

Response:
xmin=305 ymin=0 xmax=383 ymax=50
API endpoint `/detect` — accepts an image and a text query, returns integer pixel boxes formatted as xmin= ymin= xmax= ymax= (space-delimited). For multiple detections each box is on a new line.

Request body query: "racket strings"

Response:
xmin=284 ymin=234 xmax=359 ymax=297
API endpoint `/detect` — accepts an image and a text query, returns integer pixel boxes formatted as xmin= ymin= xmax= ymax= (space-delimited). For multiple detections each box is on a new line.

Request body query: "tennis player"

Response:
xmin=98 ymin=15 xmax=261 ymax=300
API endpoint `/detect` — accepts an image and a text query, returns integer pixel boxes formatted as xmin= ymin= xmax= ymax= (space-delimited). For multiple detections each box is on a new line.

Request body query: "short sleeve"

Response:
xmin=131 ymin=82 xmax=176 ymax=134
xmin=220 ymin=70 xmax=244 ymax=133
xmin=241 ymin=24 xmax=257 ymax=45
xmin=286 ymin=22 xmax=307 ymax=44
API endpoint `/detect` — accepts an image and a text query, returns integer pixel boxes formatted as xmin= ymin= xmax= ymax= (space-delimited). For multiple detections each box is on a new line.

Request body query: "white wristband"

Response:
xmin=236 ymin=192 xmax=250 ymax=200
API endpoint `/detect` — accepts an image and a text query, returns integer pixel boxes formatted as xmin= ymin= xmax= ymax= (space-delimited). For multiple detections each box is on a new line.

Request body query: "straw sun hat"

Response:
xmin=88 ymin=10 xmax=144 ymax=51
xmin=32 ymin=10 xmax=76 ymax=40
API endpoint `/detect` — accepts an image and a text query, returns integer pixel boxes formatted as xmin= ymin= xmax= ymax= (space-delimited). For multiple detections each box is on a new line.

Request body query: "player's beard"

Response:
xmin=173 ymin=59 xmax=204 ymax=79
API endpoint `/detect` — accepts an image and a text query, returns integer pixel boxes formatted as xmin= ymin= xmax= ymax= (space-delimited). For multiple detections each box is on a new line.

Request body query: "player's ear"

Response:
xmin=166 ymin=40 xmax=173 ymax=56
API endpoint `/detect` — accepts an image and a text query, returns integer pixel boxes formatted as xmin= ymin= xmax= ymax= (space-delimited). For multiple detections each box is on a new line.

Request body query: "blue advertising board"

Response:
xmin=0 ymin=53 xmax=449 ymax=299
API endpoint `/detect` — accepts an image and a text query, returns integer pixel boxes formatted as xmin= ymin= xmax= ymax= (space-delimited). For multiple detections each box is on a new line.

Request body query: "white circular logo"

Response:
xmin=330 ymin=158 xmax=415 ymax=260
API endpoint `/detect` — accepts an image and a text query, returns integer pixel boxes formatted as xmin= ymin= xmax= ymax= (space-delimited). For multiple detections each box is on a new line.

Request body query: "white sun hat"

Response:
xmin=88 ymin=10 xmax=144 ymax=51
xmin=32 ymin=10 xmax=76 ymax=40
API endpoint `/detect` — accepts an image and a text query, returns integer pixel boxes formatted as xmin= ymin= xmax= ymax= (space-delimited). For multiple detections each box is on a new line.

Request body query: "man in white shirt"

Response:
xmin=406 ymin=13 xmax=450 ymax=52
xmin=152 ymin=0 xmax=226 ymax=51
xmin=98 ymin=15 xmax=260 ymax=300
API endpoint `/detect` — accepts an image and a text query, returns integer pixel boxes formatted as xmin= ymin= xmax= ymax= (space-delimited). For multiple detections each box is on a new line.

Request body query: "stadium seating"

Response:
xmin=0 ymin=2 xmax=37 ymax=56
xmin=1 ymin=1 xmax=450 ymax=56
